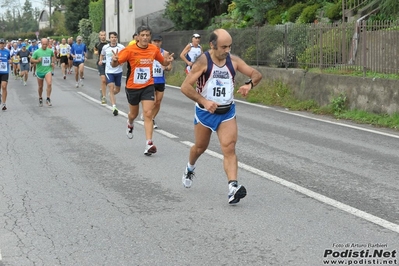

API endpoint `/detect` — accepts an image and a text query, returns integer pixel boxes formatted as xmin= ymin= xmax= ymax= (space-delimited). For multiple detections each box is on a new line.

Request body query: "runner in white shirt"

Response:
xmin=99 ymin=31 xmax=125 ymax=116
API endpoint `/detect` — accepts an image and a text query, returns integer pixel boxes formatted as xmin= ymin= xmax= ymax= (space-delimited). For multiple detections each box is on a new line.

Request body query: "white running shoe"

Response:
xmin=126 ymin=121 xmax=134 ymax=139
xmin=228 ymin=182 xmax=247 ymax=204
xmin=182 ymin=167 xmax=195 ymax=188
xmin=144 ymin=141 xmax=157 ymax=156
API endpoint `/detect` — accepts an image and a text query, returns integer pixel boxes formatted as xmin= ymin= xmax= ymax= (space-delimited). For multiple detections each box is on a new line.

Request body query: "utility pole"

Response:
xmin=342 ymin=0 xmax=345 ymax=22
xmin=49 ymin=0 xmax=51 ymax=28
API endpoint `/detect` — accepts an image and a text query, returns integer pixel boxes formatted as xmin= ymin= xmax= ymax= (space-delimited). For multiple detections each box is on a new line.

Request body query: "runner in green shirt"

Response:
xmin=31 ymin=38 xmax=55 ymax=107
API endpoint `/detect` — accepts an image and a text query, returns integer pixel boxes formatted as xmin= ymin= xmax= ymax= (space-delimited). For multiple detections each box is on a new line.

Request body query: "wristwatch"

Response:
xmin=245 ymin=79 xmax=253 ymax=89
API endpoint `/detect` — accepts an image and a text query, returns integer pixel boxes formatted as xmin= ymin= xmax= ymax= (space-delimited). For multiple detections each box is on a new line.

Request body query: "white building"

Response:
xmin=105 ymin=0 xmax=173 ymax=43
xmin=38 ymin=8 xmax=52 ymax=29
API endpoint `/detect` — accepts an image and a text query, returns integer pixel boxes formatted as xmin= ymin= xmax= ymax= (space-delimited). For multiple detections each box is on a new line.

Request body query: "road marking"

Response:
xmin=181 ymin=140 xmax=399 ymax=234
xmin=77 ymin=92 xmax=178 ymax=139
xmin=84 ymin=66 xmax=399 ymax=139
xmin=167 ymin=84 xmax=399 ymax=140
xmin=78 ymin=84 xmax=399 ymax=234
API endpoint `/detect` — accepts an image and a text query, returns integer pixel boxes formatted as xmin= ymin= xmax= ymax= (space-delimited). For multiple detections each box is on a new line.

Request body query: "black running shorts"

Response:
xmin=154 ymin=83 xmax=165 ymax=92
xmin=97 ymin=63 xmax=105 ymax=76
xmin=125 ymin=85 xmax=155 ymax=106
xmin=60 ymin=55 xmax=68 ymax=65
xmin=0 ymin=73 xmax=9 ymax=82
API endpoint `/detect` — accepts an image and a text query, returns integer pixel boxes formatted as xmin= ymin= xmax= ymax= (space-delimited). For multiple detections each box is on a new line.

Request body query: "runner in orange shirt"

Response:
xmin=111 ymin=25 xmax=174 ymax=156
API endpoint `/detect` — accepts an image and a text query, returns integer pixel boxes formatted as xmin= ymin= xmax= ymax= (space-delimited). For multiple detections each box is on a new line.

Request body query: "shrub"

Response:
xmin=88 ymin=32 xmax=99 ymax=52
xmin=298 ymin=4 xmax=320 ymax=23
xmin=297 ymin=25 xmax=352 ymax=67
xmin=330 ymin=93 xmax=348 ymax=115
xmin=78 ymin=19 xmax=93 ymax=49
xmin=325 ymin=2 xmax=342 ymax=21
xmin=266 ymin=9 xmax=282 ymax=25
xmin=287 ymin=3 xmax=307 ymax=22
xmin=39 ymin=28 xmax=56 ymax=39
xmin=89 ymin=0 xmax=103 ymax=32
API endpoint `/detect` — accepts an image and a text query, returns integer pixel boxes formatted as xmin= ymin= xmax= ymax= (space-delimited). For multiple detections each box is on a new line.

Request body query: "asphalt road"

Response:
xmin=0 ymin=65 xmax=398 ymax=266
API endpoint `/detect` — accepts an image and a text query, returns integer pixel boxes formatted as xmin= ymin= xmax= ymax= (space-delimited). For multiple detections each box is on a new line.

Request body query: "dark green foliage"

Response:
xmin=298 ymin=4 xmax=320 ymax=23
xmin=235 ymin=0 xmax=278 ymax=26
xmin=287 ymin=3 xmax=306 ymax=22
xmin=297 ymin=25 xmax=352 ymax=67
xmin=78 ymin=19 xmax=93 ymax=46
xmin=65 ymin=0 xmax=90 ymax=34
xmin=89 ymin=0 xmax=103 ymax=32
xmin=381 ymin=0 xmax=399 ymax=20
xmin=330 ymin=93 xmax=348 ymax=115
xmin=164 ymin=0 xmax=227 ymax=30
xmin=325 ymin=2 xmax=341 ymax=21
xmin=39 ymin=28 xmax=56 ymax=39
xmin=266 ymin=8 xmax=284 ymax=25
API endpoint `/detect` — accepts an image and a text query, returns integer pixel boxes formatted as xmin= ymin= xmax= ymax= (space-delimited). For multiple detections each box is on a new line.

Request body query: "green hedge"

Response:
xmin=298 ymin=4 xmax=320 ymax=23
xmin=287 ymin=3 xmax=307 ymax=22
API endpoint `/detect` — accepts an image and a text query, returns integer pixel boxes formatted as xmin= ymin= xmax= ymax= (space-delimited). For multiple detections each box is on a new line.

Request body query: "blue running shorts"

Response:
xmin=106 ymin=72 xmax=122 ymax=86
xmin=194 ymin=102 xmax=236 ymax=132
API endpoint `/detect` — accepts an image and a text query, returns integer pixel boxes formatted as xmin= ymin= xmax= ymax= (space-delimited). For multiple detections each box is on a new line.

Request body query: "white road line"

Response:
xmin=167 ymin=84 xmax=399 ymax=139
xmin=78 ymin=87 xmax=399 ymax=234
xmin=181 ymin=140 xmax=399 ymax=234
xmin=85 ymin=66 xmax=398 ymax=139
xmin=77 ymin=92 xmax=178 ymax=139
xmin=0 ymin=248 xmax=2 ymax=261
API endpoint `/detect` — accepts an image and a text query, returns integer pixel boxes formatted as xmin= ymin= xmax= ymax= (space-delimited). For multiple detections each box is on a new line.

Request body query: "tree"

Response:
xmin=51 ymin=10 xmax=68 ymax=36
xmin=381 ymin=0 xmax=399 ymax=19
xmin=41 ymin=0 xmax=67 ymax=7
xmin=164 ymin=0 xmax=229 ymax=30
xmin=64 ymin=0 xmax=89 ymax=33
xmin=234 ymin=0 xmax=277 ymax=26
xmin=1 ymin=0 xmax=21 ymax=34
xmin=21 ymin=0 xmax=38 ymax=32
xmin=89 ymin=0 xmax=103 ymax=32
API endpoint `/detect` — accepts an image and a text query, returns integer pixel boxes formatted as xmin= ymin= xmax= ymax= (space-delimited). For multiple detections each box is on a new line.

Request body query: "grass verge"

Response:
xmin=166 ymin=72 xmax=399 ymax=130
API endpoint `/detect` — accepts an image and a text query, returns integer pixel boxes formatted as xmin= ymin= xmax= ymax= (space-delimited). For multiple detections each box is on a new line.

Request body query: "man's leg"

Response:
xmin=61 ymin=62 xmax=66 ymax=78
xmin=153 ymin=90 xmax=164 ymax=119
xmin=22 ymin=70 xmax=28 ymax=85
xmin=190 ymin=123 xmax=212 ymax=166
xmin=79 ymin=64 xmax=84 ymax=86
xmin=74 ymin=66 xmax=79 ymax=81
xmin=216 ymin=118 xmax=246 ymax=203
xmin=182 ymin=123 xmax=212 ymax=188
xmin=101 ymin=75 xmax=106 ymax=96
xmin=142 ymin=100 xmax=156 ymax=141
xmin=109 ymin=82 xmax=115 ymax=105
xmin=216 ymin=119 xmax=238 ymax=182
xmin=37 ymin=76 xmax=44 ymax=106
xmin=44 ymin=72 xmax=52 ymax=99
xmin=74 ymin=64 xmax=79 ymax=87
xmin=1 ymin=80 xmax=7 ymax=105
xmin=79 ymin=63 xmax=85 ymax=79
xmin=127 ymin=103 xmax=139 ymax=124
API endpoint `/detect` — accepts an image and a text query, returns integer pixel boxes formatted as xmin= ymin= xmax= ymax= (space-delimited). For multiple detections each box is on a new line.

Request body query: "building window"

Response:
xmin=129 ymin=0 xmax=133 ymax=10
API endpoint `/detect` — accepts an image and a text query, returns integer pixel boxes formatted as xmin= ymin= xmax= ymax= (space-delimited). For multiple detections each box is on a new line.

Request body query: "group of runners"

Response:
xmin=0 ymin=36 xmax=88 ymax=108
xmin=94 ymin=27 xmax=262 ymax=204
xmin=1 ymin=27 xmax=263 ymax=204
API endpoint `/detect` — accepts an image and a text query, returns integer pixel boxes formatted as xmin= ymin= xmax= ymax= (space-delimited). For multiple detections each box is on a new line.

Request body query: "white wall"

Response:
xmin=105 ymin=0 xmax=171 ymax=43
xmin=134 ymin=0 xmax=165 ymax=16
